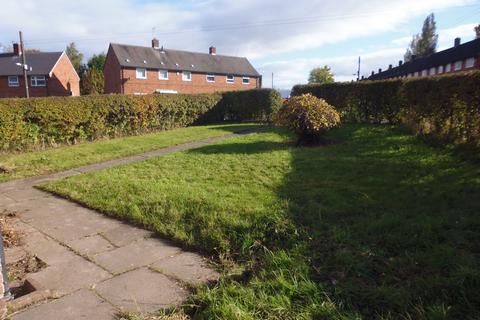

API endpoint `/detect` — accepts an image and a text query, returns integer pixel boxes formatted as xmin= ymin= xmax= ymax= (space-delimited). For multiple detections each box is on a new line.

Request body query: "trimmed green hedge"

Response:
xmin=292 ymin=71 xmax=480 ymax=149
xmin=199 ymin=89 xmax=283 ymax=123
xmin=0 ymin=89 xmax=281 ymax=151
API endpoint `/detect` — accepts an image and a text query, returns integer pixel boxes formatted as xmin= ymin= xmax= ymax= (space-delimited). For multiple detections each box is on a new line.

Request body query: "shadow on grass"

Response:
xmin=202 ymin=123 xmax=268 ymax=134
xmin=192 ymin=123 xmax=480 ymax=318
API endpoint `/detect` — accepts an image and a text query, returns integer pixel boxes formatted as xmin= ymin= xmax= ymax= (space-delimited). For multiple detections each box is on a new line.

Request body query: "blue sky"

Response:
xmin=0 ymin=0 xmax=479 ymax=89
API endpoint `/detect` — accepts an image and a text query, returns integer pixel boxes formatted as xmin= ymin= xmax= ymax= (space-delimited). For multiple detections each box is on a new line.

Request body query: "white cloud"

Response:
xmin=0 ymin=0 xmax=475 ymax=89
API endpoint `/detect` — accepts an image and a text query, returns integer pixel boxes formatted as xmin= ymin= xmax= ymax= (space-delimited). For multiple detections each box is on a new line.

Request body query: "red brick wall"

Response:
xmin=0 ymin=53 xmax=79 ymax=98
xmin=104 ymin=46 xmax=123 ymax=94
xmin=104 ymin=49 xmax=261 ymax=95
xmin=49 ymin=53 xmax=80 ymax=96
xmin=120 ymin=68 xmax=260 ymax=94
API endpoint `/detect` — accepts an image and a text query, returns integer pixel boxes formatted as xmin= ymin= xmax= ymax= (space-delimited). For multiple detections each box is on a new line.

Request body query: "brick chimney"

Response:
xmin=13 ymin=43 xmax=21 ymax=56
xmin=152 ymin=38 xmax=160 ymax=49
xmin=399 ymin=60 xmax=403 ymax=66
xmin=209 ymin=46 xmax=216 ymax=55
xmin=454 ymin=37 xmax=461 ymax=47
xmin=378 ymin=68 xmax=382 ymax=73
xmin=389 ymin=64 xmax=392 ymax=69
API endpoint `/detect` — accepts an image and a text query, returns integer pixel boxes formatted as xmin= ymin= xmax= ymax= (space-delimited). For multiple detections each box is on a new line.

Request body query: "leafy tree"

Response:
xmin=475 ymin=24 xmax=480 ymax=39
xmin=404 ymin=13 xmax=438 ymax=62
xmin=87 ymin=53 xmax=107 ymax=71
xmin=81 ymin=68 xmax=104 ymax=95
xmin=66 ymin=42 xmax=84 ymax=75
xmin=308 ymin=66 xmax=334 ymax=85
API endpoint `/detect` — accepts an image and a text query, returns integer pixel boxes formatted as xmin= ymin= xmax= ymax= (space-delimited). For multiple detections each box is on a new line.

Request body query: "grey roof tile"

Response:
xmin=110 ymin=43 xmax=260 ymax=77
xmin=0 ymin=52 xmax=63 ymax=76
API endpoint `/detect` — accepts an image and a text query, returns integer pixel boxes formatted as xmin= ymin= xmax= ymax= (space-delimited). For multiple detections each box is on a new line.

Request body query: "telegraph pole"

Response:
xmin=356 ymin=56 xmax=361 ymax=81
xmin=19 ymin=31 xmax=29 ymax=98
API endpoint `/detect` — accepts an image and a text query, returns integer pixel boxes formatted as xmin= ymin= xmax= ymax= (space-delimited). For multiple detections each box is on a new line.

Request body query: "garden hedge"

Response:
xmin=292 ymin=71 xmax=480 ymax=149
xmin=198 ymin=88 xmax=282 ymax=123
xmin=0 ymin=89 xmax=281 ymax=151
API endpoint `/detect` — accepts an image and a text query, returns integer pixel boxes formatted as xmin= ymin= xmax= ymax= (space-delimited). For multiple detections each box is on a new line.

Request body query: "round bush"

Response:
xmin=277 ymin=93 xmax=341 ymax=145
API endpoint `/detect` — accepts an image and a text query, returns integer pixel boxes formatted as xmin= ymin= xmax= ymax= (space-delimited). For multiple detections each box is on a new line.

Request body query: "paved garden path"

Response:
xmin=0 ymin=133 xmax=248 ymax=319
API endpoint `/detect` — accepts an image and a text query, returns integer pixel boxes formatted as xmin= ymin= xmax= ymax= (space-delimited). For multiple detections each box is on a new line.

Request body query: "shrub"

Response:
xmin=0 ymin=89 xmax=281 ymax=151
xmin=292 ymin=71 xmax=480 ymax=150
xmin=277 ymin=94 xmax=341 ymax=145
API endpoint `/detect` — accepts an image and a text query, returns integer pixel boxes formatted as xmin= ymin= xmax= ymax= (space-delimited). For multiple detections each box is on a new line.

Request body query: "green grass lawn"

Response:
xmin=0 ymin=123 xmax=261 ymax=183
xmin=41 ymin=124 xmax=480 ymax=319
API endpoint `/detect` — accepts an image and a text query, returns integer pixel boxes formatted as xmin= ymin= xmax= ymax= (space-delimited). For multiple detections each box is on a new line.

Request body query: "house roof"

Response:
xmin=0 ymin=52 xmax=64 ymax=76
xmin=368 ymin=37 xmax=480 ymax=80
xmin=109 ymin=43 xmax=261 ymax=77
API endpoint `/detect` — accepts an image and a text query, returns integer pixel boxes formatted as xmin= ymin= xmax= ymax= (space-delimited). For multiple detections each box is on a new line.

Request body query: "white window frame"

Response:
xmin=8 ymin=76 xmax=19 ymax=87
xmin=421 ymin=70 xmax=428 ymax=77
xmin=437 ymin=65 xmax=444 ymax=74
xmin=226 ymin=75 xmax=235 ymax=84
xmin=454 ymin=61 xmax=463 ymax=71
xmin=445 ymin=64 xmax=451 ymax=72
xmin=182 ymin=71 xmax=192 ymax=82
xmin=465 ymin=57 xmax=475 ymax=69
xmin=31 ymin=75 xmax=46 ymax=87
xmin=206 ymin=74 xmax=215 ymax=83
xmin=158 ymin=69 xmax=168 ymax=80
xmin=414 ymin=71 xmax=419 ymax=77
xmin=136 ymin=68 xmax=147 ymax=79
xmin=242 ymin=77 xmax=250 ymax=85
xmin=429 ymin=67 xmax=436 ymax=76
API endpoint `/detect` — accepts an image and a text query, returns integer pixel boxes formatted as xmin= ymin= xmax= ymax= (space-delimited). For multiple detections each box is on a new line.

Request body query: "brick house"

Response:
xmin=367 ymin=37 xmax=480 ymax=80
xmin=0 ymin=44 xmax=80 ymax=98
xmin=104 ymin=39 xmax=262 ymax=95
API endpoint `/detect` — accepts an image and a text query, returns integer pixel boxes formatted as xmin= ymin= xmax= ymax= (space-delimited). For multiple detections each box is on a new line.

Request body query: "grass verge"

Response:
xmin=0 ymin=123 xmax=261 ymax=182
xmin=41 ymin=124 xmax=480 ymax=319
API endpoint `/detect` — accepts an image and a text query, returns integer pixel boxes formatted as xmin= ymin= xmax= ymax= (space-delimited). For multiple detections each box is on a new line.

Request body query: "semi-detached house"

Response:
xmin=104 ymin=38 xmax=262 ymax=95
xmin=0 ymin=43 xmax=80 ymax=98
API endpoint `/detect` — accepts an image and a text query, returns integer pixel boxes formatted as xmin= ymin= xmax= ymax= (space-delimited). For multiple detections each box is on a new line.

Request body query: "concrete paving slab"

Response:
xmin=11 ymin=289 xmax=117 ymax=320
xmin=66 ymin=234 xmax=115 ymax=256
xmin=26 ymin=256 xmax=112 ymax=294
xmin=22 ymin=229 xmax=78 ymax=265
xmin=151 ymin=252 xmax=220 ymax=286
xmin=23 ymin=203 xmax=124 ymax=243
xmin=4 ymin=188 xmax=50 ymax=202
xmin=95 ymin=268 xmax=187 ymax=313
xmin=100 ymin=223 xmax=153 ymax=247
xmin=5 ymin=247 xmax=28 ymax=265
xmin=94 ymin=237 xmax=180 ymax=274
xmin=0 ymin=193 xmax=16 ymax=207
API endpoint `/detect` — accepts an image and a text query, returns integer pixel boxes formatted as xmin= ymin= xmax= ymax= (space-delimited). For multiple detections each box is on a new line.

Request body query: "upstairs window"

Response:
xmin=8 ymin=76 xmax=19 ymax=87
xmin=182 ymin=71 xmax=192 ymax=81
xmin=454 ymin=61 xmax=462 ymax=71
xmin=226 ymin=75 xmax=235 ymax=84
xmin=158 ymin=70 xmax=168 ymax=80
xmin=206 ymin=74 xmax=215 ymax=82
xmin=31 ymin=75 xmax=46 ymax=87
xmin=465 ymin=57 xmax=475 ymax=68
xmin=136 ymin=68 xmax=147 ymax=79
xmin=242 ymin=77 xmax=250 ymax=85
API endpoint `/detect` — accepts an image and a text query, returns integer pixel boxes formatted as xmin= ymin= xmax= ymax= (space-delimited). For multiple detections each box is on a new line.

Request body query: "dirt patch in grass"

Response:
xmin=0 ymin=211 xmax=24 ymax=248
